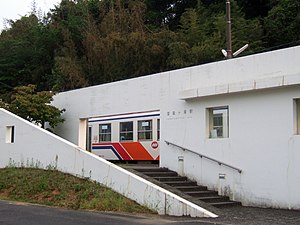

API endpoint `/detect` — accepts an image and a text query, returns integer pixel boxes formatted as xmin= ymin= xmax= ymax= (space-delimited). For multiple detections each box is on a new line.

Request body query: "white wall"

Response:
xmin=160 ymin=46 xmax=300 ymax=209
xmin=0 ymin=108 xmax=217 ymax=218
xmin=162 ymin=86 xmax=300 ymax=209
xmin=51 ymin=46 xmax=300 ymax=209
xmin=52 ymin=74 xmax=168 ymax=144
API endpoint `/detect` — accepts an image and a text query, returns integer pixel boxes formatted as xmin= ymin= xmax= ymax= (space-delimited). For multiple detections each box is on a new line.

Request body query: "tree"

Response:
xmin=0 ymin=14 xmax=59 ymax=91
xmin=0 ymin=99 xmax=9 ymax=109
xmin=51 ymin=28 xmax=88 ymax=91
xmin=264 ymin=0 xmax=300 ymax=47
xmin=237 ymin=0 xmax=270 ymax=19
xmin=145 ymin=0 xmax=199 ymax=30
xmin=8 ymin=85 xmax=65 ymax=129
xmin=80 ymin=0 xmax=178 ymax=85
xmin=173 ymin=0 xmax=264 ymax=66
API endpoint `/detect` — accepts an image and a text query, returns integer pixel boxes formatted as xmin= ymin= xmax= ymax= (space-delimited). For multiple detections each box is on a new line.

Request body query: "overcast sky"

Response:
xmin=0 ymin=0 xmax=60 ymax=31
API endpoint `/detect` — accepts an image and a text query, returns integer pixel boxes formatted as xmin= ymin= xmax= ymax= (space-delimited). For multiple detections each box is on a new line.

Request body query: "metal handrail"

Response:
xmin=165 ymin=140 xmax=242 ymax=173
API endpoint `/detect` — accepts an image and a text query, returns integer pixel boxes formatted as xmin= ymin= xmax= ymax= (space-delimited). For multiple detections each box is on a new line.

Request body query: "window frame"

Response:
xmin=138 ymin=119 xmax=153 ymax=141
xmin=207 ymin=106 xmax=229 ymax=139
xmin=99 ymin=123 xmax=111 ymax=142
xmin=119 ymin=121 xmax=134 ymax=142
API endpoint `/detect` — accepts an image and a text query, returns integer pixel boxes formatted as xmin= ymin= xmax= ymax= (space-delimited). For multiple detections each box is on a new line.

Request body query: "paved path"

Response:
xmin=0 ymin=200 xmax=216 ymax=225
xmin=202 ymin=205 xmax=300 ymax=225
xmin=1 ymin=200 xmax=300 ymax=225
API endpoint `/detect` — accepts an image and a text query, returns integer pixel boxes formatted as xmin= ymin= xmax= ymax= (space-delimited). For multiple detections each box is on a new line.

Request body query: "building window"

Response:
xmin=99 ymin=124 xmax=111 ymax=142
xmin=138 ymin=120 xmax=152 ymax=141
xmin=295 ymin=99 xmax=300 ymax=134
xmin=208 ymin=106 xmax=229 ymax=138
xmin=157 ymin=119 xmax=160 ymax=141
xmin=120 ymin=121 xmax=133 ymax=141
xmin=6 ymin=126 xmax=15 ymax=143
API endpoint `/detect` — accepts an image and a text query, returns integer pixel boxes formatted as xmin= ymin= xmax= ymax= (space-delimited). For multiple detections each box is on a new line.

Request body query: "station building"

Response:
xmin=50 ymin=46 xmax=300 ymax=209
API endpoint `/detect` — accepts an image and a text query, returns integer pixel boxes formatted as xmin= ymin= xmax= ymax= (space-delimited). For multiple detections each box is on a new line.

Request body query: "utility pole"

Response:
xmin=221 ymin=0 xmax=249 ymax=59
xmin=226 ymin=0 xmax=233 ymax=59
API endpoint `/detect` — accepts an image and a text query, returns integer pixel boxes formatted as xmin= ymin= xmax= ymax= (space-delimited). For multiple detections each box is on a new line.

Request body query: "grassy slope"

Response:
xmin=0 ymin=168 xmax=153 ymax=214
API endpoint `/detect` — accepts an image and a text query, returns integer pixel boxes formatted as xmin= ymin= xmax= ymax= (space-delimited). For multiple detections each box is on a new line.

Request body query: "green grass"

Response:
xmin=0 ymin=167 xmax=154 ymax=214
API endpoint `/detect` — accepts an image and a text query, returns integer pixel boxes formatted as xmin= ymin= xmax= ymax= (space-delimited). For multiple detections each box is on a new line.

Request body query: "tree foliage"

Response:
xmin=264 ymin=0 xmax=300 ymax=47
xmin=0 ymin=15 xmax=59 ymax=92
xmin=6 ymin=85 xmax=65 ymax=128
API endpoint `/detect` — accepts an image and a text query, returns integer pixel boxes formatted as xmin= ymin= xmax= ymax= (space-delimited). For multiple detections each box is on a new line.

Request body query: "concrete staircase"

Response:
xmin=125 ymin=166 xmax=241 ymax=209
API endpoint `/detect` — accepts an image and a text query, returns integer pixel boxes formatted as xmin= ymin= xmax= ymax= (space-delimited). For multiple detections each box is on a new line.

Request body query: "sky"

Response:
xmin=0 ymin=0 xmax=60 ymax=31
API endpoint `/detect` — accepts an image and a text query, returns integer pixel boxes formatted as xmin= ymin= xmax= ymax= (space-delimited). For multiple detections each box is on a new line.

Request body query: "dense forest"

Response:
xmin=0 ymin=0 xmax=299 ymax=99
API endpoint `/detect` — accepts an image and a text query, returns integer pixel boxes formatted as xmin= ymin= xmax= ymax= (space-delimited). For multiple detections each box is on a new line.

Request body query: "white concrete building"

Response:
xmin=51 ymin=46 xmax=300 ymax=210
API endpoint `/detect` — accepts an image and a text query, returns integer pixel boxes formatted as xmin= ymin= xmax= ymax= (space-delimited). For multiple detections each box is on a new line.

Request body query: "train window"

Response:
xmin=157 ymin=119 xmax=160 ymax=140
xmin=99 ymin=123 xmax=111 ymax=142
xmin=138 ymin=120 xmax=152 ymax=141
xmin=120 ymin=121 xmax=133 ymax=141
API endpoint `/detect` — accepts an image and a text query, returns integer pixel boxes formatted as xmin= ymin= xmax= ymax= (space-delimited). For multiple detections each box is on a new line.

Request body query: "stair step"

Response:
xmin=129 ymin=166 xmax=242 ymax=208
xmin=134 ymin=167 xmax=169 ymax=173
xmin=184 ymin=190 xmax=218 ymax=197
xmin=143 ymin=171 xmax=178 ymax=177
xmin=164 ymin=181 xmax=197 ymax=186
xmin=175 ymin=186 xmax=208 ymax=192
xmin=196 ymin=196 xmax=230 ymax=203
xmin=152 ymin=176 xmax=188 ymax=182
xmin=210 ymin=201 xmax=242 ymax=208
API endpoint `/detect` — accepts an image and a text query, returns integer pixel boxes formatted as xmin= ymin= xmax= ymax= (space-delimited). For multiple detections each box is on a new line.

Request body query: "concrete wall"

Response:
xmin=0 ymin=108 xmax=217 ymax=217
xmin=52 ymin=46 xmax=300 ymax=209
xmin=159 ymin=46 xmax=300 ymax=210
xmin=162 ymin=86 xmax=300 ymax=209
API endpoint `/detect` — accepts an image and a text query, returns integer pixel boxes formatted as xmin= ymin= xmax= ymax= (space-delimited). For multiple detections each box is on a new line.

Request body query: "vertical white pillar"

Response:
xmin=178 ymin=156 xmax=184 ymax=176
xmin=78 ymin=119 xmax=87 ymax=149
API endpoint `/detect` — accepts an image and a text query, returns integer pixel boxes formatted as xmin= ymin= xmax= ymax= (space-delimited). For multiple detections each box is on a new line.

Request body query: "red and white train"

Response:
xmin=87 ymin=110 xmax=160 ymax=161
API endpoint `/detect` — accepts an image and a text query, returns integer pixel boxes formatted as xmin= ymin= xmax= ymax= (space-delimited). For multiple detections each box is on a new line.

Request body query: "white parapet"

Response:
xmin=179 ymin=73 xmax=300 ymax=100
